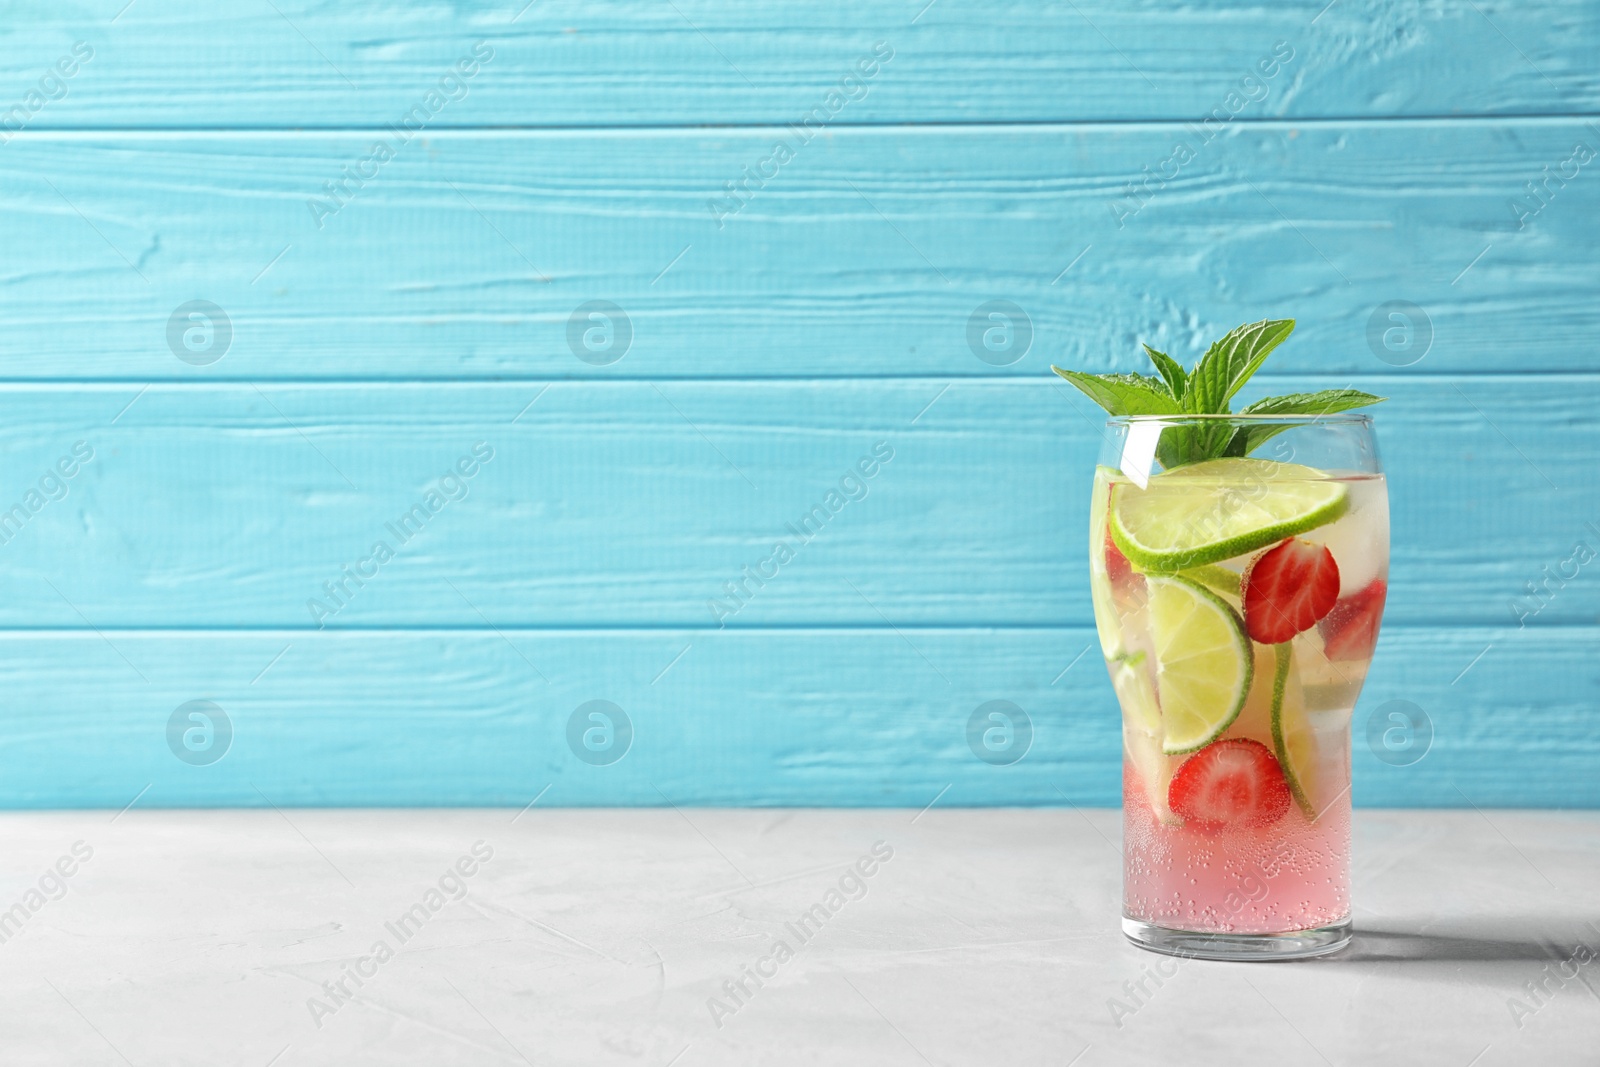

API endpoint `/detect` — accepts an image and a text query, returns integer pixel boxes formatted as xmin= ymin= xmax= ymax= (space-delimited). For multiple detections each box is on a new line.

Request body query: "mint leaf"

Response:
xmin=1236 ymin=389 xmax=1386 ymax=417
xmin=1142 ymin=344 xmax=1187 ymax=402
xmin=1050 ymin=368 xmax=1182 ymax=416
xmin=1184 ymin=319 xmax=1295 ymax=414
xmin=1224 ymin=389 xmax=1387 ymax=457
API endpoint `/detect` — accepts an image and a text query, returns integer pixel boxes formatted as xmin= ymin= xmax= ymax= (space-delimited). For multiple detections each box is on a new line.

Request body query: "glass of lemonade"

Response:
xmin=1090 ymin=414 xmax=1387 ymax=959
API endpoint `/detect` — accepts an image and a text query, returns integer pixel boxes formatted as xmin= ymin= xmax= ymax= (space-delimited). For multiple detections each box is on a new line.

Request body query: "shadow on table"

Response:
xmin=1335 ymin=920 xmax=1600 ymax=964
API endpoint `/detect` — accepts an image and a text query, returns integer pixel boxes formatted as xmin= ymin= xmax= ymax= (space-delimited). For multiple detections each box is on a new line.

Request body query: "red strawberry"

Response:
xmin=1241 ymin=538 xmax=1341 ymax=644
xmin=1319 ymin=579 xmax=1387 ymax=661
xmin=1104 ymin=527 xmax=1146 ymax=608
xmin=1105 ymin=528 xmax=1134 ymax=588
xmin=1167 ymin=739 xmax=1291 ymax=834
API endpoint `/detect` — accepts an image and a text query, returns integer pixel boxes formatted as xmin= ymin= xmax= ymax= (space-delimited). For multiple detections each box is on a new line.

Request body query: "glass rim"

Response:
xmin=1106 ymin=412 xmax=1374 ymax=426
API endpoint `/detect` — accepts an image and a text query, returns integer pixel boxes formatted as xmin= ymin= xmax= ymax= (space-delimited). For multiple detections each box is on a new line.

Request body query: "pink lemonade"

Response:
xmin=1089 ymin=458 xmax=1388 ymax=952
xmin=1122 ymin=761 xmax=1351 ymax=934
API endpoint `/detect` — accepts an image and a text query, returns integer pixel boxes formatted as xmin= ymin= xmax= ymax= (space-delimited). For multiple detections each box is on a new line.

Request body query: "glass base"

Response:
xmin=1122 ymin=916 xmax=1352 ymax=961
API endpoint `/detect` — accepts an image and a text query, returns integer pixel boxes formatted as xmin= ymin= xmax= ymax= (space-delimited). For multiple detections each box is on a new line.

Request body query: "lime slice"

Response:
xmin=1226 ymin=640 xmax=1284 ymax=744
xmin=1110 ymin=650 xmax=1160 ymax=736
xmin=1089 ymin=466 xmax=1116 ymax=551
xmin=1124 ymin=718 xmax=1177 ymax=824
xmin=1088 ymin=466 xmax=1123 ymax=657
xmin=1270 ymin=642 xmax=1318 ymax=819
xmin=1147 ymin=575 xmax=1254 ymax=754
xmin=1181 ymin=563 xmax=1241 ymax=599
xmin=1110 ymin=458 xmax=1349 ymax=572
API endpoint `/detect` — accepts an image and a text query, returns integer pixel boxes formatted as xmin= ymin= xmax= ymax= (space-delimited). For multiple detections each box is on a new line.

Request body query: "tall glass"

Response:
xmin=1090 ymin=414 xmax=1387 ymax=959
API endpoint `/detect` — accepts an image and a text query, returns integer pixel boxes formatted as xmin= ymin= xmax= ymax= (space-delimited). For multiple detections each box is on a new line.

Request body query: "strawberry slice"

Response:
xmin=1167 ymin=738 xmax=1291 ymax=834
xmin=1241 ymin=538 xmax=1340 ymax=644
xmin=1318 ymin=578 xmax=1387 ymax=661
xmin=1104 ymin=526 xmax=1149 ymax=613
xmin=1105 ymin=528 xmax=1135 ymax=589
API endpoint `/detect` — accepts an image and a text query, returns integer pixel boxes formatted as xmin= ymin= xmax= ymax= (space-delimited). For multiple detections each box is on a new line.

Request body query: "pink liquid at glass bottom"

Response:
xmin=1122 ymin=760 xmax=1350 ymax=934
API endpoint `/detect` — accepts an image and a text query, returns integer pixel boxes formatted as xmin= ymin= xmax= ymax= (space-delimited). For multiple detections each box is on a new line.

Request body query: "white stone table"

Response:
xmin=0 ymin=808 xmax=1594 ymax=1065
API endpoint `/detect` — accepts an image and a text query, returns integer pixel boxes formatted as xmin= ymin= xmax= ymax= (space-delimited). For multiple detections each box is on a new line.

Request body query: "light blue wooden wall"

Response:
xmin=0 ymin=1 xmax=1595 ymax=807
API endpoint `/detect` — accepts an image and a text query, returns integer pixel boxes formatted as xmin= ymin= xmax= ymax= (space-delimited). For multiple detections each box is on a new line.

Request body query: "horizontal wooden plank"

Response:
xmin=2 ymin=2 xmax=1596 ymax=127
xmin=2 ymin=122 xmax=1597 ymax=378
xmin=0 ymin=378 xmax=1589 ymax=628
xmin=0 ymin=625 xmax=1588 ymax=808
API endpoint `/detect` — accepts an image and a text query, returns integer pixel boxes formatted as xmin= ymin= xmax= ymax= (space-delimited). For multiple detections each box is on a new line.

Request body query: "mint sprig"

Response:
xmin=1051 ymin=318 xmax=1384 ymax=468
xmin=1142 ymin=345 xmax=1187 ymax=401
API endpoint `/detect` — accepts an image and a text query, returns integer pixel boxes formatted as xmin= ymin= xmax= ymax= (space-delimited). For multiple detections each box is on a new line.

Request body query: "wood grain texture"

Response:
xmin=1 ymin=1 xmax=1596 ymax=126
xmin=0 ymin=626 xmax=1587 ymax=808
xmin=0 ymin=378 xmax=1588 ymax=628
xmin=2 ymin=122 xmax=1597 ymax=378
xmin=0 ymin=4 xmax=1594 ymax=809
